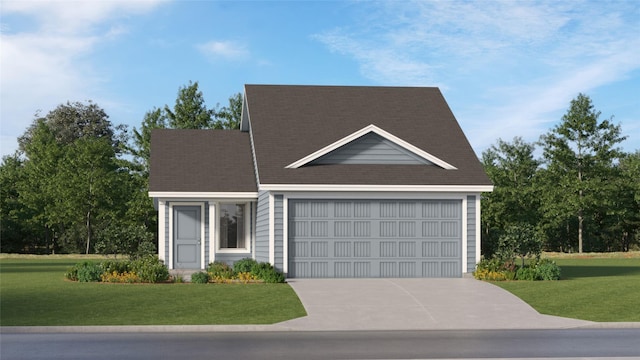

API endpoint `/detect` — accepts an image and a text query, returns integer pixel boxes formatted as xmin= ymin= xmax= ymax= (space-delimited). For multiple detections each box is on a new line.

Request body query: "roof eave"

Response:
xmin=258 ymin=184 xmax=494 ymax=193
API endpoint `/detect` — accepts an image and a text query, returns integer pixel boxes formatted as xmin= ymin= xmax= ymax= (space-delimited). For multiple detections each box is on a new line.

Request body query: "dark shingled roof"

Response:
xmin=149 ymin=129 xmax=257 ymax=192
xmin=244 ymin=85 xmax=492 ymax=186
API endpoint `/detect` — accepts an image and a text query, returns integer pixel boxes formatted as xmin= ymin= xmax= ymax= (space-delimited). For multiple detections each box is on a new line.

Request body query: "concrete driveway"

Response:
xmin=277 ymin=278 xmax=594 ymax=331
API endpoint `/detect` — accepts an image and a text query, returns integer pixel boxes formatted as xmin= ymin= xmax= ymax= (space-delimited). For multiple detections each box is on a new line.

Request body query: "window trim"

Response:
xmin=215 ymin=201 xmax=252 ymax=254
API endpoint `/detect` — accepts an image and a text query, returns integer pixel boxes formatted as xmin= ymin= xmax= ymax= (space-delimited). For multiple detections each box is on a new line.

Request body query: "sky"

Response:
xmin=1 ymin=0 xmax=639 ymax=159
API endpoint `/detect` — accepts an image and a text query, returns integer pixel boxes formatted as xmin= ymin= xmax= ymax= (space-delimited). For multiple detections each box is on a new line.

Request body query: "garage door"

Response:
xmin=288 ymin=200 xmax=462 ymax=278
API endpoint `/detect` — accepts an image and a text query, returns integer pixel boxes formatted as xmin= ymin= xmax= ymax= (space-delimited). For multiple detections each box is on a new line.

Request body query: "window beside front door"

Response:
xmin=219 ymin=203 xmax=246 ymax=249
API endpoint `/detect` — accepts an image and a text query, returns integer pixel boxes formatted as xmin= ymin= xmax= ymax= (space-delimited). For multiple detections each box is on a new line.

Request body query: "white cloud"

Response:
xmin=314 ymin=1 xmax=640 ymax=152
xmin=196 ymin=40 xmax=249 ymax=61
xmin=0 ymin=0 xmax=165 ymax=156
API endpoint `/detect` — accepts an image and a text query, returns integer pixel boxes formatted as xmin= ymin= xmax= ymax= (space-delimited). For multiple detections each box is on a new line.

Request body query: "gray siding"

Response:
xmin=466 ymin=195 xmax=476 ymax=273
xmin=216 ymin=253 xmax=252 ymax=266
xmin=309 ymin=133 xmax=432 ymax=165
xmin=274 ymin=195 xmax=284 ymax=272
xmin=255 ymin=191 xmax=270 ymax=263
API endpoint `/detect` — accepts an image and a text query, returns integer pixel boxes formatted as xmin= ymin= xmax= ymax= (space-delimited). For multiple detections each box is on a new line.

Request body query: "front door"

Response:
xmin=174 ymin=206 xmax=201 ymax=269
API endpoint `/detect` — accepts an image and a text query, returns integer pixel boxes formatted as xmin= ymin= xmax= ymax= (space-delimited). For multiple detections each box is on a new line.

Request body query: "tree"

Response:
xmin=130 ymin=107 xmax=167 ymax=174
xmin=539 ymin=93 xmax=627 ymax=253
xmin=54 ymin=137 xmax=123 ymax=254
xmin=0 ymin=155 xmax=32 ymax=252
xmin=15 ymin=101 xmax=130 ymax=254
xmin=164 ymin=81 xmax=216 ymax=129
xmin=603 ymin=151 xmax=640 ymax=251
xmin=481 ymin=137 xmax=541 ymax=256
xmin=18 ymin=101 xmax=123 ymax=153
xmin=214 ymin=92 xmax=242 ymax=130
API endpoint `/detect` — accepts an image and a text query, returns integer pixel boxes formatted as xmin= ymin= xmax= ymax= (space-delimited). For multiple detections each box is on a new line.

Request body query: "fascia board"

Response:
xmin=148 ymin=192 xmax=259 ymax=199
xmin=284 ymin=124 xmax=457 ymax=170
xmin=258 ymin=184 xmax=494 ymax=193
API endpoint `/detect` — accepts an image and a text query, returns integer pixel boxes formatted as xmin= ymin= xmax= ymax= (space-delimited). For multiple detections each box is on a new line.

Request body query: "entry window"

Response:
xmin=219 ymin=204 xmax=246 ymax=249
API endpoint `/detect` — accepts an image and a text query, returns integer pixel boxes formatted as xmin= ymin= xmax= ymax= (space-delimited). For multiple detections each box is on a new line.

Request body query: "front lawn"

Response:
xmin=0 ymin=255 xmax=306 ymax=326
xmin=493 ymin=253 xmax=640 ymax=322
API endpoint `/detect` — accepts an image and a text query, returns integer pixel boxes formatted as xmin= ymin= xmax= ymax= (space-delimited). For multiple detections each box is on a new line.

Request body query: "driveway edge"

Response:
xmin=3 ymin=322 xmax=640 ymax=334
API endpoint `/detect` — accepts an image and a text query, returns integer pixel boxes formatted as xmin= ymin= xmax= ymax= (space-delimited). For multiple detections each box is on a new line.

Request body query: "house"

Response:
xmin=149 ymin=85 xmax=493 ymax=278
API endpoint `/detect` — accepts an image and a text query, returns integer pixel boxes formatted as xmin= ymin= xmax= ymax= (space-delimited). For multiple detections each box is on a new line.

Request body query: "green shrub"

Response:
xmin=233 ymin=258 xmax=259 ymax=273
xmin=101 ymin=260 xmax=131 ymax=275
xmin=515 ymin=266 xmax=537 ymax=281
xmin=535 ymin=258 xmax=561 ymax=280
xmin=190 ymin=271 xmax=210 ymax=284
xmin=64 ymin=265 xmax=79 ymax=281
xmin=207 ymin=261 xmax=235 ymax=279
xmin=251 ymin=262 xmax=285 ymax=283
xmin=131 ymin=255 xmax=169 ymax=283
xmin=76 ymin=261 xmax=103 ymax=282
xmin=475 ymin=257 xmax=504 ymax=273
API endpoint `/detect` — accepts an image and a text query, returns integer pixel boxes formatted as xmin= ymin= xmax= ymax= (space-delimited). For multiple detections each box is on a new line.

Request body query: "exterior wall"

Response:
xmin=157 ymin=198 xmax=257 ymax=270
xmin=310 ymin=133 xmax=430 ymax=165
xmin=274 ymin=195 xmax=284 ymax=272
xmin=255 ymin=191 xmax=270 ymax=263
xmin=466 ymin=195 xmax=477 ymax=273
xmin=155 ymin=192 xmax=482 ymax=276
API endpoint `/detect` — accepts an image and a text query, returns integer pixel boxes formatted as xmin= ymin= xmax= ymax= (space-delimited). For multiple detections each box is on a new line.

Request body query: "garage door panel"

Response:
xmin=334 ymin=242 xmax=351 ymax=257
xmin=289 ymin=199 xmax=462 ymax=278
xmin=354 ymin=241 xmax=371 ymax=257
xmin=334 ymin=262 xmax=352 ymax=277
xmin=311 ymin=241 xmax=328 ymax=257
xmin=399 ymin=242 xmax=416 ymax=257
xmin=311 ymin=221 xmax=328 ymax=237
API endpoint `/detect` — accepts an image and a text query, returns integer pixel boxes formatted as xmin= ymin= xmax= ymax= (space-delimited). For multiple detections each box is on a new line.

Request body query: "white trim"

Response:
xmin=157 ymin=200 xmax=166 ymax=263
xmin=149 ymin=192 xmax=259 ymax=199
xmin=462 ymin=196 xmax=468 ymax=274
xmin=285 ymin=124 xmax=457 ymax=170
xmin=268 ymin=193 xmax=275 ymax=265
xmin=282 ymin=196 xmax=289 ymax=274
xmin=251 ymin=202 xmax=257 ymax=261
xmin=208 ymin=202 xmax=216 ymax=263
xmin=168 ymin=202 xmax=206 ymax=270
xmin=475 ymin=194 xmax=482 ymax=265
xmin=260 ymin=184 xmax=494 ymax=193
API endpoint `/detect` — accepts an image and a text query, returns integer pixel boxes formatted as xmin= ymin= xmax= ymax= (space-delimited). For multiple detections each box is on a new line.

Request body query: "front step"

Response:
xmin=169 ymin=269 xmax=201 ymax=282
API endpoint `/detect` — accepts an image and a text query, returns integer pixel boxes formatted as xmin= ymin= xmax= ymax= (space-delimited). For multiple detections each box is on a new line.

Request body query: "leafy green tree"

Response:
xmin=17 ymin=119 xmax=65 ymax=252
xmin=165 ymin=81 xmax=216 ymax=129
xmin=481 ymin=137 xmax=541 ymax=256
xmin=130 ymin=107 xmax=167 ymax=173
xmin=54 ymin=137 xmax=123 ymax=254
xmin=496 ymin=224 xmax=544 ymax=267
xmin=15 ymin=102 xmax=130 ymax=254
xmin=539 ymin=93 xmax=627 ymax=253
xmin=0 ymin=155 xmax=32 ymax=252
xmin=18 ymin=101 xmax=123 ymax=152
xmin=603 ymin=151 xmax=640 ymax=251
xmin=214 ymin=92 xmax=242 ymax=130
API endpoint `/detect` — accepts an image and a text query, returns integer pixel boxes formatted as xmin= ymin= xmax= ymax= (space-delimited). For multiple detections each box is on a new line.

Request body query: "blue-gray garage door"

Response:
xmin=288 ymin=200 xmax=462 ymax=278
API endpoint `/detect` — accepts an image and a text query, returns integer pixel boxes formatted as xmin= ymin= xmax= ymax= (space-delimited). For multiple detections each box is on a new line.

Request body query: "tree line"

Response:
xmin=0 ymin=81 xmax=240 ymax=255
xmin=481 ymin=94 xmax=640 ymax=255
xmin=1 ymin=87 xmax=638 ymax=256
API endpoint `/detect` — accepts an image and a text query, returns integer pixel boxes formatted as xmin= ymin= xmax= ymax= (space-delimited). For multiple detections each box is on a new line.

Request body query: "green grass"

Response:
xmin=493 ymin=254 xmax=640 ymax=322
xmin=0 ymin=256 xmax=306 ymax=326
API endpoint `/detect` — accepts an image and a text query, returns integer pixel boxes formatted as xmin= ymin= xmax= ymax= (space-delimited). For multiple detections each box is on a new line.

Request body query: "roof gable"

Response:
xmin=242 ymin=85 xmax=493 ymax=187
xmin=286 ymin=124 xmax=456 ymax=169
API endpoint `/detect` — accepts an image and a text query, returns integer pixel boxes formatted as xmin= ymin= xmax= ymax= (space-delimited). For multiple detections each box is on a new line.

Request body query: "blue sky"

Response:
xmin=1 ymin=0 xmax=639 ymax=158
